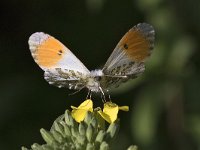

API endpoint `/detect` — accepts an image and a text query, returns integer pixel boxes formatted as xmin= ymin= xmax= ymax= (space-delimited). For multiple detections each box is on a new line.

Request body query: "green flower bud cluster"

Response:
xmin=22 ymin=110 xmax=124 ymax=150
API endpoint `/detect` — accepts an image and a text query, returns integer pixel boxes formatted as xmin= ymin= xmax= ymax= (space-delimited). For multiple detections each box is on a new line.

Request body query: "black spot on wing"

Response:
xmin=58 ymin=50 xmax=63 ymax=56
xmin=124 ymin=44 xmax=128 ymax=49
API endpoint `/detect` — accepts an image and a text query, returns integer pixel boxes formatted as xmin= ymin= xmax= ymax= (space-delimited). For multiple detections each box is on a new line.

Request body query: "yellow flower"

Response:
xmin=71 ymin=99 xmax=129 ymax=124
xmin=71 ymin=99 xmax=93 ymax=123
xmin=98 ymin=102 xmax=129 ymax=123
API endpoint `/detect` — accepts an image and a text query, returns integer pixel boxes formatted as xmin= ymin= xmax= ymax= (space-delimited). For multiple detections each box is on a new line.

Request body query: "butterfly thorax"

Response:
xmin=86 ymin=69 xmax=104 ymax=92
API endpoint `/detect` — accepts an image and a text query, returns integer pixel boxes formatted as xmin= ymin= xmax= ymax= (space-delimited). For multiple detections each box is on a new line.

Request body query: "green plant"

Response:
xmin=21 ymin=100 xmax=136 ymax=150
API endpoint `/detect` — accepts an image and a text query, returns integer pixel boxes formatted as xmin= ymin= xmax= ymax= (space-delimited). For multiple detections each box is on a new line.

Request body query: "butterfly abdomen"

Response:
xmin=85 ymin=69 xmax=104 ymax=92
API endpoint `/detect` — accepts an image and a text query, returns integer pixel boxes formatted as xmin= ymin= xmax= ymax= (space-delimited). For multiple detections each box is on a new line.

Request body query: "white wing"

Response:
xmin=28 ymin=32 xmax=90 ymax=89
xmin=28 ymin=32 xmax=90 ymax=73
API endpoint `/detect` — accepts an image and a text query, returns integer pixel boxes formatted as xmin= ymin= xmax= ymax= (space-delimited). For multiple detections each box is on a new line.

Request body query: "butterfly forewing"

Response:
xmin=101 ymin=23 xmax=155 ymax=89
xmin=28 ymin=32 xmax=90 ymax=89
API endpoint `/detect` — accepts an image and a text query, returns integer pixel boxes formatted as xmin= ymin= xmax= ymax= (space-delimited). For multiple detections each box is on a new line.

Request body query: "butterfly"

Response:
xmin=28 ymin=23 xmax=155 ymax=95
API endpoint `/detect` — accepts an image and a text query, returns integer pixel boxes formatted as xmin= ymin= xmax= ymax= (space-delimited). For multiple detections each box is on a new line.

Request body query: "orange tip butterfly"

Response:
xmin=28 ymin=23 xmax=155 ymax=93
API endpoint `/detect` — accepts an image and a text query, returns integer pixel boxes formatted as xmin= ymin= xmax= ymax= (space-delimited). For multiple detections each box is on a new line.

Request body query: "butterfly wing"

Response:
xmin=101 ymin=23 xmax=155 ymax=89
xmin=28 ymin=32 xmax=90 ymax=89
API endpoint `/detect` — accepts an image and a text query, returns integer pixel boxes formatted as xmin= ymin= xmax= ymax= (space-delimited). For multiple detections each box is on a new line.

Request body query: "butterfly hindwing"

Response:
xmin=101 ymin=62 xmax=145 ymax=89
xmin=44 ymin=68 xmax=88 ymax=90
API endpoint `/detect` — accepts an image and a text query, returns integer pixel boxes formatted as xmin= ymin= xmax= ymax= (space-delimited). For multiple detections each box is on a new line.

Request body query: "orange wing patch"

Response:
xmin=119 ymin=30 xmax=150 ymax=62
xmin=118 ymin=24 xmax=154 ymax=62
xmin=34 ymin=37 xmax=65 ymax=68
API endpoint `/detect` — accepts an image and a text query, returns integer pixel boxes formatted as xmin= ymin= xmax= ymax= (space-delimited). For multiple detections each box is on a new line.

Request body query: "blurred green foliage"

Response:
xmin=0 ymin=0 xmax=200 ymax=150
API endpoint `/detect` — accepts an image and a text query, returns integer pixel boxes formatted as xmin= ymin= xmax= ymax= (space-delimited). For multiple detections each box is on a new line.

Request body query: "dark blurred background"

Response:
xmin=0 ymin=0 xmax=200 ymax=149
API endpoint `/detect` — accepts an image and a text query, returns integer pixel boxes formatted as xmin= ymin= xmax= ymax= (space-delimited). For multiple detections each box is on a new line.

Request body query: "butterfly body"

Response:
xmin=28 ymin=23 xmax=155 ymax=93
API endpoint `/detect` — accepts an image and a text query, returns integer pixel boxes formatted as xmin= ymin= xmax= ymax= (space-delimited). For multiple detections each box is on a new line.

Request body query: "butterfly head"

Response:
xmin=90 ymin=69 xmax=103 ymax=78
xmin=85 ymin=69 xmax=104 ymax=92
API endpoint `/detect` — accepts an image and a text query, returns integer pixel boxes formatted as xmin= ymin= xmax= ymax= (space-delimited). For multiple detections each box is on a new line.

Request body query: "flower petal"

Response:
xmin=118 ymin=106 xmax=129 ymax=111
xmin=98 ymin=102 xmax=119 ymax=123
xmin=71 ymin=106 xmax=78 ymax=110
xmin=98 ymin=102 xmax=129 ymax=123
xmin=71 ymin=99 xmax=93 ymax=123
xmin=98 ymin=110 xmax=112 ymax=123
xmin=71 ymin=109 xmax=89 ymax=122
xmin=77 ymin=99 xmax=93 ymax=112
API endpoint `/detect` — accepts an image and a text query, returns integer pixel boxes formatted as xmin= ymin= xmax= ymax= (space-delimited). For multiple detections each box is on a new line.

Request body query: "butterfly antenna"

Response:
xmin=104 ymin=75 xmax=127 ymax=78
xmin=68 ymin=86 xmax=85 ymax=96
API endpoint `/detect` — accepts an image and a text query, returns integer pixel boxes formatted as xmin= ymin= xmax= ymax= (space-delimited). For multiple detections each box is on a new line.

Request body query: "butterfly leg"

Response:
xmin=99 ymin=86 xmax=106 ymax=103
xmin=106 ymin=89 xmax=112 ymax=102
xmin=89 ymin=91 xmax=92 ymax=99
xmin=104 ymin=89 xmax=112 ymax=102
xmin=86 ymin=90 xmax=92 ymax=99
xmin=69 ymin=86 xmax=85 ymax=95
